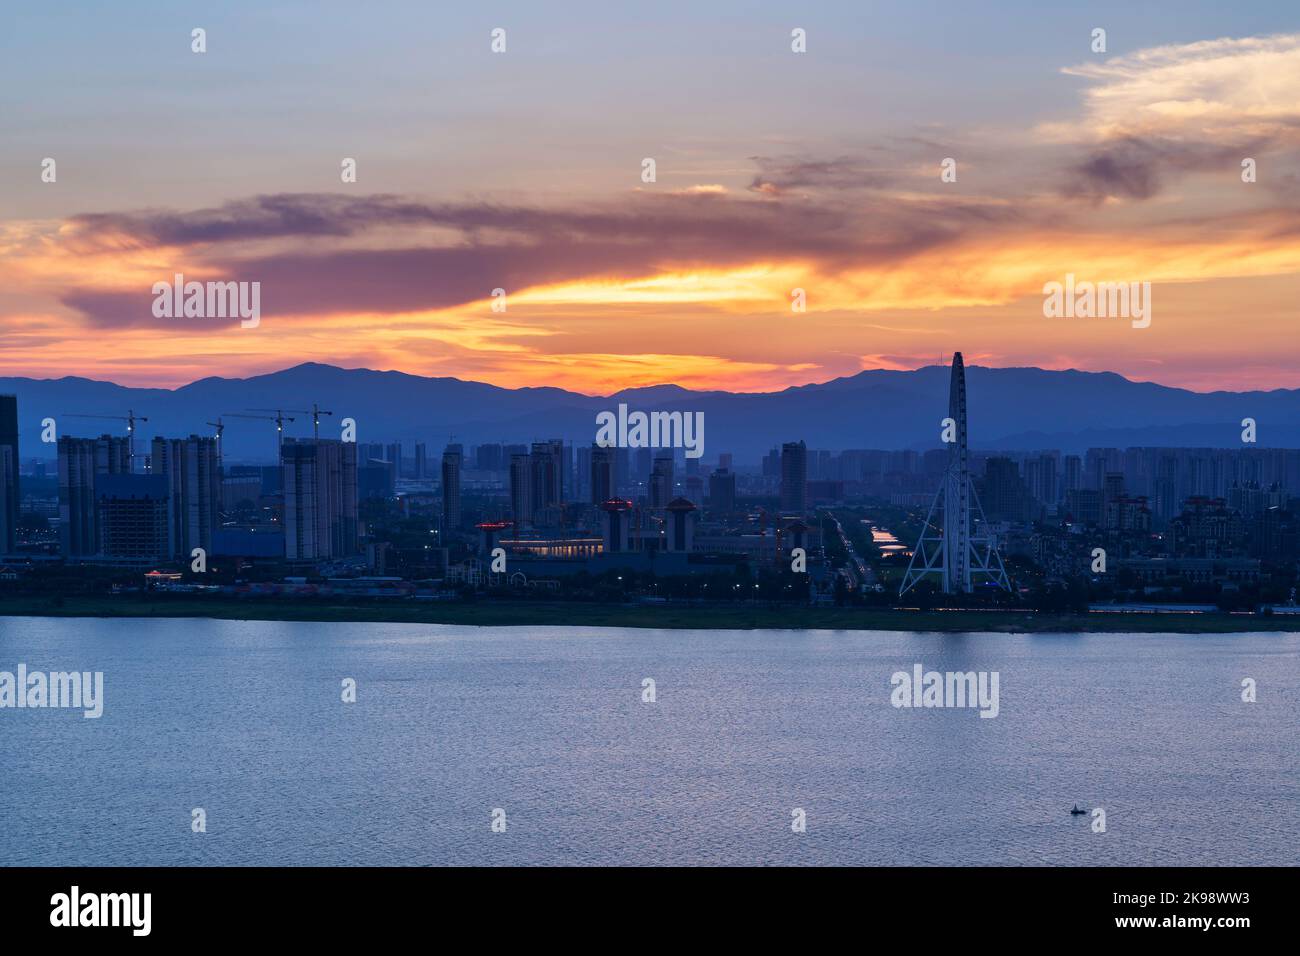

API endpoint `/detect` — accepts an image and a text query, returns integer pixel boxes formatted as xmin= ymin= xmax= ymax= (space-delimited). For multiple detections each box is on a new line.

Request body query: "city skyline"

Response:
xmin=4 ymin=3 xmax=1300 ymax=393
xmin=8 ymin=356 xmax=1300 ymax=470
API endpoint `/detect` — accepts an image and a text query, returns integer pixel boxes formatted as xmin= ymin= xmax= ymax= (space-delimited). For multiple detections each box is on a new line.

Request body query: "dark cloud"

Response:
xmin=1061 ymin=134 xmax=1292 ymax=203
xmin=746 ymin=156 xmax=895 ymax=195
xmin=58 ymin=179 xmax=1036 ymax=329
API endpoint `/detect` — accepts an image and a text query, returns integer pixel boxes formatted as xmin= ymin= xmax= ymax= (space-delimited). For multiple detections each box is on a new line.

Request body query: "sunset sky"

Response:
xmin=3 ymin=1 xmax=1299 ymax=394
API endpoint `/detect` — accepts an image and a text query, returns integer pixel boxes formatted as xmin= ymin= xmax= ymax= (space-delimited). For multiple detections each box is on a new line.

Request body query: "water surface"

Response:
xmin=1 ymin=617 xmax=1296 ymax=866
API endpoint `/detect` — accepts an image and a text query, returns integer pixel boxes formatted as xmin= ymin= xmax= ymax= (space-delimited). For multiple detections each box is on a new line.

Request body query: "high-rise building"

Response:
xmin=649 ymin=456 xmax=674 ymax=510
xmin=590 ymin=445 xmax=616 ymax=505
xmin=385 ymin=442 xmax=403 ymax=478
xmin=1065 ymin=488 xmax=1103 ymax=526
xmin=634 ymin=447 xmax=652 ymax=493
xmin=96 ymin=474 xmax=170 ymax=561
xmin=1086 ymin=448 xmax=1122 ymax=490
xmin=358 ymin=458 xmax=396 ymax=499
xmin=475 ymin=443 xmax=505 ymax=471
xmin=708 ymin=468 xmax=736 ymax=514
xmin=58 ymin=435 xmax=130 ymax=557
xmin=1062 ymin=455 xmax=1083 ymax=499
xmin=0 ymin=446 xmax=14 ymax=554
xmin=530 ymin=440 xmax=563 ymax=520
xmin=509 ymin=453 xmax=533 ymax=528
xmin=982 ymin=457 xmax=1027 ymax=522
xmin=614 ymin=447 xmax=630 ymax=495
xmin=1023 ymin=453 xmax=1058 ymax=508
xmin=576 ymin=445 xmax=593 ymax=502
xmin=151 ymin=435 xmax=221 ymax=559
xmin=1103 ymin=471 xmax=1126 ymax=514
xmin=442 ymin=443 xmax=463 ymax=531
xmin=0 ymin=395 xmax=17 ymax=553
xmin=780 ymin=441 xmax=808 ymax=514
xmin=560 ymin=442 xmax=573 ymax=503
xmin=282 ymin=438 xmax=358 ymax=560
xmin=415 ymin=442 xmax=428 ymax=480
xmin=682 ymin=473 xmax=704 ymax=505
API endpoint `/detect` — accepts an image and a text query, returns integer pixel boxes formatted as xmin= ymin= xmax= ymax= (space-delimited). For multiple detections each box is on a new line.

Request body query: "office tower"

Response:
xmin=282 ymin=438 xmax=358 ymax=560
xmin=510 ymin=453 xmax=533 ymax=528
xmin=708 ymin=468 xmax=736 ymax=514
xmin=58 ymin=435 xmax=130 ymax=557
xmin=151 ymin=435 xmax=221 ymax=559
xmin=591 ymin=445 xmax=615 ymax=505
xmin=718 ymin=452 xmax=733 ymax=472
xmin=600 ymin=498 xmax=632 ymax=553
xmin=780 ymin=441 xmax=808 ymax=514
xmin=665 ymin=497 xmax=696 ymax=552
xmin=762 ymin=447 xmax=781 ymax=478
xmin=0 ymin=395 xmax=17 ymax=553
xmin=96 ymin=474 xmax=170 ymax=560
xmin=442 ymin=443 xmax=463 ymax=531
xmin=685 ymin=455 xmax=700 ymax=477
xmin=415 ymin=442 xmax=428 ymax=480
xmin=649 ymin=456 xmax=673 ymax=510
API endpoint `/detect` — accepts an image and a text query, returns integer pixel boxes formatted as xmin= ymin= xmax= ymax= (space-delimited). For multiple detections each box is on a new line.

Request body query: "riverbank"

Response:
xmin=1 ymin=594 xmax=1297 ymax=632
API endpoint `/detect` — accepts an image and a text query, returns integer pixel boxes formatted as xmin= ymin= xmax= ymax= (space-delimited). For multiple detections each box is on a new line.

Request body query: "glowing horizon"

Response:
xmin=4 ymin=6 xmax=1300 ymax=394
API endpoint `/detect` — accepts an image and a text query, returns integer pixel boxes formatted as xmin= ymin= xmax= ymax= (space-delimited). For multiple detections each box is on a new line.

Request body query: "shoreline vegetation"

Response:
xmin=1 ymin=595 xmax=1297 ymax=633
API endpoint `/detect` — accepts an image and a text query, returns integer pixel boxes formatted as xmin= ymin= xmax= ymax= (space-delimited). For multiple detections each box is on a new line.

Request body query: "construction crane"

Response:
xmin=225 ymin=412 xmax=295 ymax=458
xmin=64 ymin=410 xmax=149 ymax=471
xmin=206 ymin=418 xmax=225 ymax=458
xmin=254 ymin=404 xmax=333 ymax=440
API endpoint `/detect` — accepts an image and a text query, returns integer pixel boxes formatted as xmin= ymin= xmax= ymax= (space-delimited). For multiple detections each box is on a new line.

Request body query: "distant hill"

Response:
xmin=4 ymin=361 xmax=1298 ymax=463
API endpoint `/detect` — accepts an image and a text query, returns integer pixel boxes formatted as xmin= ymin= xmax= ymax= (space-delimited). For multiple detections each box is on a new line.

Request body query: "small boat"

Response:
xmin=1070 ymin=805 xmax=1087 ymax=815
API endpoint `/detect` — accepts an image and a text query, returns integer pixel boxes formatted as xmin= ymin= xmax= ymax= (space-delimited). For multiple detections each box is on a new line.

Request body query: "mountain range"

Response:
xmin=5 ymin=362 xmax=1299 ymax=464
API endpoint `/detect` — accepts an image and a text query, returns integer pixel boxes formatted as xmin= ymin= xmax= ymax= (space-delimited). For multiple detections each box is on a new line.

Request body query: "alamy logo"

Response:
xmin=1042 ymin=273 xmax=1151 ymax=329
xmin=50 ymin=886 xmax=151 ymax=936
xmin=890 ymin=664 xmax=999 ymax=718
xmin=0 ymin=664 xmax=103 ymax=718
xmin=152 ymin=273 xmax=261 ymax=328
xmin=595 ymin=403 xmax=704 ymax=459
